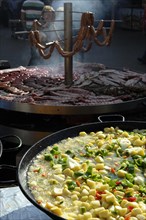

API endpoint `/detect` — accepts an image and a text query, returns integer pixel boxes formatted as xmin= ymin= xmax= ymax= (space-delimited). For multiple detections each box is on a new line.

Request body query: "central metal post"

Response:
xmin=64 ymin=3 xmax=73 ymax=86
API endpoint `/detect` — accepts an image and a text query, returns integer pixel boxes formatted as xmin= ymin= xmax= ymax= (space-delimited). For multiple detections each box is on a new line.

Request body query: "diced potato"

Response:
xmin=63 ymin=188 xmax=71 ymax=196
xmin=98 ymin=170 xmax=108 ymax=175
xmin=49 ymin=178 xmax=59 ymax=184
xmin=120 ymin=199 xmax=129 ymax=208
xmin=53 ymin=164 xmax=62 ymax=171
xmin=121 ymin=131 xmax=129 ymax=137
xmin=52 ymin=187 xmax=63 ymax=196
xmin=81 ymin=163 xmax=88 ymax=171
xmin=73 ymin=200 xmax=82 ymax=207
xmin=127 ymin=147 xmax=145 ymax=156
xmin=133 ymin=185 xmax=139 ymax=191
xmin=119 ymin=138 xmax=131 ymax=148
xmin=137 ymin=148 xmax=145 ymax=156
xmin=83 ymin=212 xmax=92 ymax=219
xmin=95 ymin=156 xmax=104 ymax=163
xmin=71 ymin=194 xmax=78 ymax=201
xmin=89 ymin=189 xmax=96 ymax=196
xmin=81 ymin=188 xmax=89 ymax=196
xmin=76 ymin=214 xmax=84 ymax=220
xmin=81 ymin=196 xmax=88 ymax=202
xmin=114 ymin=190 xmax=125 ymax=198
xmin=103 ymin=176 xmax=110 ymax=182
xmin=98 ymin=209 xmax=110 ymax=218
xmin=56 ymin=196 xmax=64 ymax=202
xmin=90 ymin=200 xmax=100 ymax=208
xmin=95 ymin=140 xmax=105 ymax=147
xmin=88 ymin=142 xmax=95 ymax=147
xmin=104 ymin=127 xmax=111 ymax=133
xmin=79 ymin=131 xmax=87 ymax=136
xmin=95 ymin=163 xmax=104 ymax=170
xmin=106 ymin=194 xmax=116 ymax=203
xmin=72 ymin=191 xmax=80 ymax=196
xmin=96 ymin=184 xmax=109 ymax=191
xmin=82 ymin=202 xmax=91 ymax=210
xmin=51 ymin=206 xmax=62 ymax=216
xmin=74 ymin=186 xmax=80 ymax=191
xmin=88 ymin=195 xmax=95 ymax=201
xmin=134 ymin=176 xmax=145 ymax=185
xmin=115 ymin=206 xmax=128 ymax=216
xmin=102 ymin=200 xmax=109 ymax=209
xmin=139 ymin=201 xmax=146 ymax=212
xmin=137 ymin=214 xmax=146 ymax=220
xmin=82 ymin=185 xmax=90 ymax=191
xmin=29 ymin=180 xmax=37 ymax=186
xmin=67 ymin=156 xmax=80 ymax=170
xmin=93 ymin=207 xmax=105 ymax=216
xmin=45 ymin=202 xmax=54 ymax=210
xmin=131 ymin=208 xmax=142 ymax=216
xmin=68 ymin=213 xmax=78 ymax=218
xmin=87 ymin=179 xmax=96 ymax=189
xmin=127 ymin=202 xmax=139 ymax=208
xmin=56 ymin=174 xmax=65 ymax=180
xmin=117 ymin=169 xmax=127 ymax=178
xmin=133 ymin=139 xmax=144 ymax=147
xmin=63 ymin=168 xmax=74 ymax=177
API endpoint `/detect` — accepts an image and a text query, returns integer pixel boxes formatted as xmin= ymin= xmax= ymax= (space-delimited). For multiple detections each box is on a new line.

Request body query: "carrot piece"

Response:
xmin=76 ymin=180 xmax=81 ymax=187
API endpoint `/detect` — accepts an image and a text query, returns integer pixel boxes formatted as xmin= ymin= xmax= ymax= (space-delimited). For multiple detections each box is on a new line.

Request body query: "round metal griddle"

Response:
xmin=0 ymin=97 xmax=146 ymax=115
xmin=0 ymin=63 xmax=146 ymax=115
xmin=0 ymin=64 xmax=146 ymax=147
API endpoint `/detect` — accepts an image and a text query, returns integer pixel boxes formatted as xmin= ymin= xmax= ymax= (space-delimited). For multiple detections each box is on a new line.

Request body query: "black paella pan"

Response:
xmin=17 ymin=115 xmax=146 ymax=220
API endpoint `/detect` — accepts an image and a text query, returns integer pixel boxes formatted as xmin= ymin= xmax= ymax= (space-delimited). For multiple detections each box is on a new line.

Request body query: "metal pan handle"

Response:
xmin=0 ymin=164 xmax=17 ymax=185
xmin=0 ymin=135 xmax=22 ymax=152
xmin=98 ymin=114 xmax=125 ymax=122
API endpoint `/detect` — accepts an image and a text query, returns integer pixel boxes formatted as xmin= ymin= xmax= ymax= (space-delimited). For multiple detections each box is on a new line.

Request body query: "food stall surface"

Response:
xmin=0 ymin=186 xmax=51 ymax=220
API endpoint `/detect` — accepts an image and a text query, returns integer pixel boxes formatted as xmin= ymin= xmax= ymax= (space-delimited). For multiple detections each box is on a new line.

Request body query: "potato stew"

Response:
xmin=27 ymin=127 xmax=146 ymax=220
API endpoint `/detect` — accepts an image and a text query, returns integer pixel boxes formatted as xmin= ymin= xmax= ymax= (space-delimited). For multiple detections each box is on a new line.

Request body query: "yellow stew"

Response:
xmin=27 ymin=127 xmax=146 ymax=220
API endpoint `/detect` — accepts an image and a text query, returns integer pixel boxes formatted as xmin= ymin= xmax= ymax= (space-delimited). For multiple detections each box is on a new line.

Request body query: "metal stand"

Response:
xmin=64 ymin=3 xmax=73 ymax=86
xmin=27 ymin=2 xmax=115 ymax=86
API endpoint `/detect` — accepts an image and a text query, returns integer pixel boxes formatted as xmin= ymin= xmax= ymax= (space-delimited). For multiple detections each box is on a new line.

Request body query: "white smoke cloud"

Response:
xmin=52 ymin=0 xmax=117 ymax=19
xmin=51 ymin=0 xmax=117 ymax=45
xmin=34 ymin=0 xmax=117 ymax=65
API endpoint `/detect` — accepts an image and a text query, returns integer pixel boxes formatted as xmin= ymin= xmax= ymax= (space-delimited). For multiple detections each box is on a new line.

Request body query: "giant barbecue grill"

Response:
xmin=0 ymin=3 xmax=146 ymax=147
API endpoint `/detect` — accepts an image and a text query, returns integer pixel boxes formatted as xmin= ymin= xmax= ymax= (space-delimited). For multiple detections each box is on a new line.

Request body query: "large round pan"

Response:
xmin=17 ymin=117 xmax=146 ymax=220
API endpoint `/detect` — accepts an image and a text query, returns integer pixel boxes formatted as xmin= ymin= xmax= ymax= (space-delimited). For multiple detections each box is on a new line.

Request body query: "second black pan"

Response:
xmin=17 ymin=119 xmax=146 ymax=220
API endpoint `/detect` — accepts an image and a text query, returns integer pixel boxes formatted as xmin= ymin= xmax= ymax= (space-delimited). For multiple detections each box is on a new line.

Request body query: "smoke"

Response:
xmin=52 ymin=0 xmax=117 ymax=19
xmin=51 ymin=0 xmax=117 ymax=41
xmin=31 ymin=0 xmax=117 ymax=66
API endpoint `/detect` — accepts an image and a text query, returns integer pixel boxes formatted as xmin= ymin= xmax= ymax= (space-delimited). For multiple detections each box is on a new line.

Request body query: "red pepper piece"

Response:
xmin=127 ymin=197 xmax=136 ymax=202
xmin=125 ymin=215 xmax=131 ymax=220
xmin=128 ymin=206 xmax=134 ymax=211
xmin=111 ymin=167 xmax=116 ymax=173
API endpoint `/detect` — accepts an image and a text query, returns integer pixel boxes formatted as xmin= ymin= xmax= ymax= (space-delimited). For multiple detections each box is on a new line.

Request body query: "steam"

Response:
xmin=32 ymin=0 xmax=117 ymax=66
xmin=52 ymin=0 xmax=117 ymax=19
